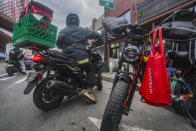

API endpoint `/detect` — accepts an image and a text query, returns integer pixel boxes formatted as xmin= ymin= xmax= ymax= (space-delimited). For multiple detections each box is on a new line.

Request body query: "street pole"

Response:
xmin=104 ymin=7 xmax=109 ymax=72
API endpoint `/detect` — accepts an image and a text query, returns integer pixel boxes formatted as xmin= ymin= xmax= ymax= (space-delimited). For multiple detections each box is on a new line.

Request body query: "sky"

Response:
xmin=35 ymin=0 xmax=104 ymax=31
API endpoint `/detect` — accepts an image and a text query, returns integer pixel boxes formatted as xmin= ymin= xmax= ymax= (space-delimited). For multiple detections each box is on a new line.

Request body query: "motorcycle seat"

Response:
xmin=49 ymin=57 xmax=75 ymax=65
xmin=48 ymin=50 xmax=74 ymax=62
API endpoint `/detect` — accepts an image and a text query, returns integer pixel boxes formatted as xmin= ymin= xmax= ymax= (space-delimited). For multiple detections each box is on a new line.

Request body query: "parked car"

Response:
xmin=24 ymin=55 xmax=34 ymax=70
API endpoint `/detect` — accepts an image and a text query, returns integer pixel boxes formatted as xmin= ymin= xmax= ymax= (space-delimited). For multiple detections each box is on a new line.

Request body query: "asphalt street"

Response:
xmin=0 ymin=65 xmax=196 ymax=131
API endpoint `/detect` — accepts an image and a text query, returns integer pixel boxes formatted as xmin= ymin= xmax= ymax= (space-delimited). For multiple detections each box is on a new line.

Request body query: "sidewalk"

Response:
xmin=102 ymin=72 xmax=142 ymax=87
xmin=101 ymin=72 xmax=115 ymax=82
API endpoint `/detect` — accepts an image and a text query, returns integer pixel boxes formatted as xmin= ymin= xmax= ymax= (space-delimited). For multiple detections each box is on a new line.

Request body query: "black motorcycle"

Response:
xmin=23 ymin=44 xmax=104 ymax=111
xmin=100 ymin=17 xmax=145 ymax=131
xmin=6 ymin=48 xmax=25 ymax=76
xmin=101 ymin=10 xmax=196 ymax=131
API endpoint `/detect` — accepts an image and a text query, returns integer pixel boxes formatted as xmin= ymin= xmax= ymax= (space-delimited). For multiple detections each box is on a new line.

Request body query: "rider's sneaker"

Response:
xmin=83 ymin=89 xmax=96 ymax=103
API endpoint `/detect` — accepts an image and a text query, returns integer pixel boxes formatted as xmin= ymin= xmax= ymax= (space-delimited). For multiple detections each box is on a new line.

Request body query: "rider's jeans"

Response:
xmin=19 ymin=61 xmax=26 ymax=73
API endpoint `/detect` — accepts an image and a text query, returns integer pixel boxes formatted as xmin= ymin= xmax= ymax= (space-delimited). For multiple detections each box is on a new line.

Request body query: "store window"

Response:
xmin=110 ymin=43 xmax=120 ymax=59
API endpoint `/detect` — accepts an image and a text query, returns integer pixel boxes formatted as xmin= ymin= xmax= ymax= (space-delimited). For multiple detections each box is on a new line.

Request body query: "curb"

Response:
xmin=101 ymin=73 xmax=142 ymax=88
xmin=101 ymin=74 xmax=114 ymax=83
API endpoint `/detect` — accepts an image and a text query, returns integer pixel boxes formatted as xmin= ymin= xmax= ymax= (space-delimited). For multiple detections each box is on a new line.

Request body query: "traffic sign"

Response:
xmin=99 ymin=0 xmax=114 ymax=9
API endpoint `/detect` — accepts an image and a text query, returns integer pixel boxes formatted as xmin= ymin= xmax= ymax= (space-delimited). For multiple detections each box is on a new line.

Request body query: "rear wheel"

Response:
xmin=100 ymin=80 xmax=129 ymax=131
xmin=33 ymin=82 xmax=64 ymax=111
xmin=97 ymin=73 xmax=103 ymax=90
xmin=7 ymin=68 xmax=14 ymax=77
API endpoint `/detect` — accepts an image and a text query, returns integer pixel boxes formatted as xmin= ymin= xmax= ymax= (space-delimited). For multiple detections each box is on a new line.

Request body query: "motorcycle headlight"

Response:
xmin=123 ymin=45 xmax=140 ymax=63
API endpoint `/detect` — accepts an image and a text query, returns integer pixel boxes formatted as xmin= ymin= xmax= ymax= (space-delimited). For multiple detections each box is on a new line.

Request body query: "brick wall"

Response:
xmin=108 ymin=0 xmax=144 ymax=25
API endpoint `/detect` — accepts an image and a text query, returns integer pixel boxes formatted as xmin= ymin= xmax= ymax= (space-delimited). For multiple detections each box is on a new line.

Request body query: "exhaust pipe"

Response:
xmin=46 ymin=80 xmax=78 ymax=95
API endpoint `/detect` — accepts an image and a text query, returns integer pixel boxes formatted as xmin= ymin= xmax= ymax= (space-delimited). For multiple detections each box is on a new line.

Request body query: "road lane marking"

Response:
xmin=0 ymin=75 xmax=18 ymax=80
xmin=88 ymin=117 xmax=101 ymax=130
xmin=88 ymin=117 xmax=152 ymax=131
xmin=0 ymin=73 xmax=7 ymax=77
xmin=15 ymin=78 xmax=26 ymax=84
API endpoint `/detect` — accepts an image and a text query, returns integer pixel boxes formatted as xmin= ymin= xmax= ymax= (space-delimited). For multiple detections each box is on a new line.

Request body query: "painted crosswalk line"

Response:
xmin=0 ymin=75 xmax=18 ymax=81
xmin=15 ymin=78 xmax=27 ymax=84
xmin=0 ymin=73 xmax=7 ymax=77
xmin=88 ymin=117 xmax=152 ymax=131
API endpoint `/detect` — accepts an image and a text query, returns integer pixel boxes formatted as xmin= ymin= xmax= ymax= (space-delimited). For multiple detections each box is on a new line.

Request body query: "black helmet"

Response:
xmin=66 ymin=13 xmax=80 ymax=26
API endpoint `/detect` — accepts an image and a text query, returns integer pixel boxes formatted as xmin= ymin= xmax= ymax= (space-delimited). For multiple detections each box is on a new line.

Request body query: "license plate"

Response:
xmin=26 ymin=72 xmax=38 ymax=82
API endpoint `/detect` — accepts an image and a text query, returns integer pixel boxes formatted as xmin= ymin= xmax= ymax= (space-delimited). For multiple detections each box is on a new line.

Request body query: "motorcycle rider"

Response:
xmin=9 ymin=47 xmax=26 ymax=75
xmin=57 ymin=13 xmax=103 ymax=102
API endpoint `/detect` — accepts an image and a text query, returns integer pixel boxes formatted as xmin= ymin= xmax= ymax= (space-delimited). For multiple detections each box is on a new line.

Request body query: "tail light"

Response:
xmin=33 ymin=56 xmax=41 ymax=61
xmin=37 ymin=74 xmax=43 ymax=79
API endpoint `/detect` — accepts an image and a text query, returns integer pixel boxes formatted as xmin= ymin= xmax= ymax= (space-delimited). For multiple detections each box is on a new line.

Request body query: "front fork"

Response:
xmin=123 ymin=79 xmax=138 ymax=115
xmin=112 ymin=70 xmax=137 ymax=116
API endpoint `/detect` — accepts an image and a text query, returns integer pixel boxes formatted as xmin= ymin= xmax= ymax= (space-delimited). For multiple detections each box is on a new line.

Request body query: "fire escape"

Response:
xmin=0 ymin=0 xmax=30 ymax=55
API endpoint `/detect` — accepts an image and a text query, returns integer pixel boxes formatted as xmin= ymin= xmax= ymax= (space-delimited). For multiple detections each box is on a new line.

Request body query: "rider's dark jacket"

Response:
xmin=57 ymin=25 xmax=103 ymax=61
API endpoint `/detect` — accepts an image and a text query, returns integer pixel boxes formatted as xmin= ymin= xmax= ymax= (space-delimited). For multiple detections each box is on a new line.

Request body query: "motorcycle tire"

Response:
xmin=100 ymin=80 xmax=129 ymax=131
xmin=97 ymin=73 xmax=103 ymax=90
xmin=172 ymin=82 xmax=192 ymax=114
xmin=33 ymin=82 xmax=64 ymax=111
xmin=8 ymin=69 xmax=14 ymax=77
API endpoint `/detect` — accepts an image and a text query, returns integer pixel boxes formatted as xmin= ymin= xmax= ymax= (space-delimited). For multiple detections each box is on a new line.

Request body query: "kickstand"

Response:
xmin=180 ymin=100 xmax=196 ymax=129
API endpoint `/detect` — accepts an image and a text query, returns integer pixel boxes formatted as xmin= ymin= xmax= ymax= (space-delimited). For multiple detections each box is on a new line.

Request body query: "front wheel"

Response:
xmin=100 ymin=80 xmax=129 ymax=131
xmin=33 ymin=83 xmax=64 ymax=111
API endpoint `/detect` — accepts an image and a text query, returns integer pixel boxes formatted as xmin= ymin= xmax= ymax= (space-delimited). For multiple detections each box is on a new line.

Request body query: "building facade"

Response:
xmin=0 ymin=0 xmax=30 ymax=22
xmin=108 ymin=0 xmax=144 ymax=25
xmin=137 ymin=0 xmax=196 ymax=31
xmin=106 ymin=0 xmax=144 ymax=72
xmin=90 ymin=0 xmax=144 ymax=72
xmin=89 ymin=15 xmax=105 ymax=63
xmin=91 ymin=0 xmax=196 ymax=72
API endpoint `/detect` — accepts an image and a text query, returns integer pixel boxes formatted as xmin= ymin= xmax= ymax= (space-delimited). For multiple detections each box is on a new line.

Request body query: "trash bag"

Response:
xmin=102 ymin=17 xmax=128 ymax=35
xmin=162 ymin=21 xmax=196 ymax=40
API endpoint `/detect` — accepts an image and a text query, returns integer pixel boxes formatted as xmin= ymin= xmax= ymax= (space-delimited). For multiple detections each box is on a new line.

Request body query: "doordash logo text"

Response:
xmin=148 ymin=68 xmax=153 ymax=94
